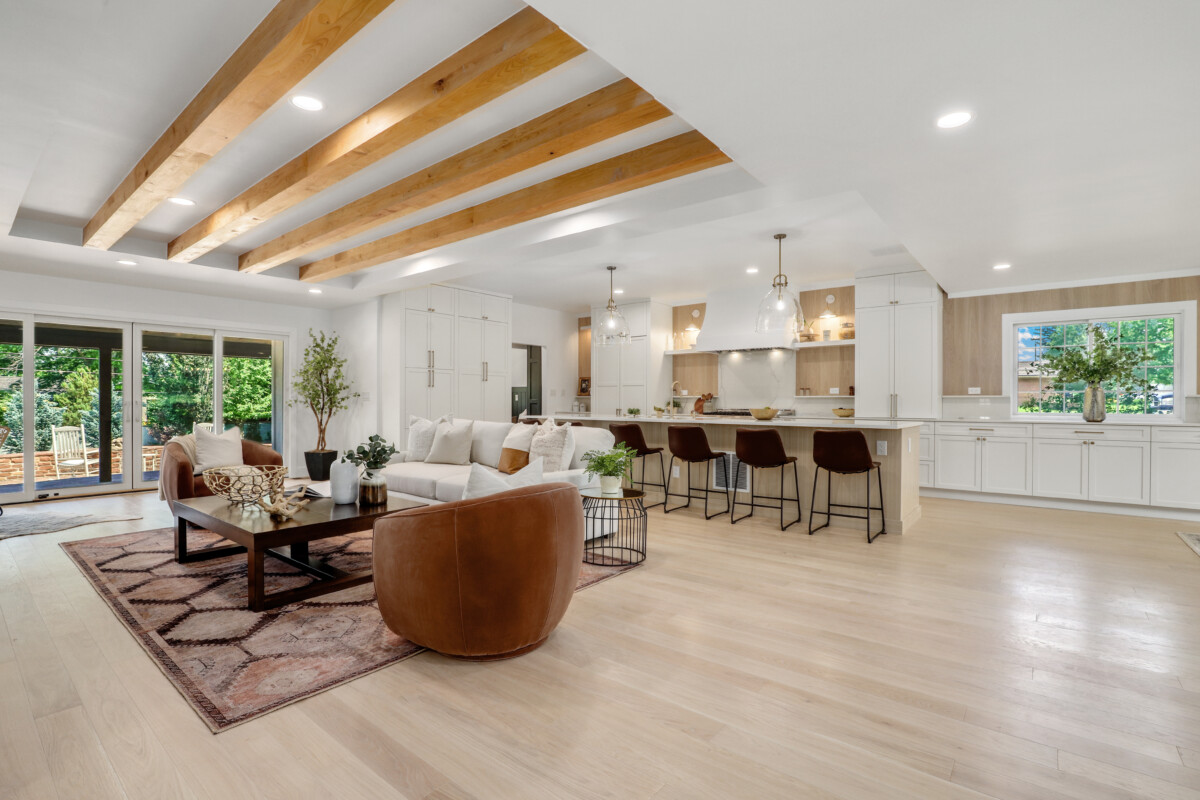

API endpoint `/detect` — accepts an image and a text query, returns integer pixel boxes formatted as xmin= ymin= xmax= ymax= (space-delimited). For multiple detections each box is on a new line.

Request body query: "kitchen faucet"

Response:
xmin=670 ymin=381 xmax=682 ymax=417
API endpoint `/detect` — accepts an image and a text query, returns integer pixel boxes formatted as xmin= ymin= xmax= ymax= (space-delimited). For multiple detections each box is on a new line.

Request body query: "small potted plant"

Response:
xmin=653 ymin=405 xmax=665 ymax=418
xmin=342 ymin=435 xmax=398 ymax=505
xmin=582 ymin=443 xmax=637 ymax=496
xmin=1030 ymin=324 xmax=1156 ymax=422
xmin=626 ymin=407 xmax=641 ymax=417
xmin=290 ymin=330 xmax=359 ymax=480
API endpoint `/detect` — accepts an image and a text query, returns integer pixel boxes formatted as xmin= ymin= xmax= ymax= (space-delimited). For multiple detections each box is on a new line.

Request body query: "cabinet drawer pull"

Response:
xmin=1074 ymin=430 xmax=1102 ymax=434
xmin=968 ymin=427 xmax=993 ymax=432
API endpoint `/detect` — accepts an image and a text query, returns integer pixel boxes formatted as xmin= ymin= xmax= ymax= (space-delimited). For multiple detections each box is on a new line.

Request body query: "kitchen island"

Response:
xmin=539 ymin=413 xmax=924 ymax=533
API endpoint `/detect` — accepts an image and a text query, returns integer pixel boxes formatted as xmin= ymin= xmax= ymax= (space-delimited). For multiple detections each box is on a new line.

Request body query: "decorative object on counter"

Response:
xmin=329 ymin=456 xmax=360 ymax=504
xmin=671 ymin=399 xmax=682 ymax=413
xmin=203 ymin=464 xmax=288 ymax=505
xmin=291 ymin=329 xmax=359 ymax=481
xmin=840 ymin=321 xmax=855 ymax=340
xmin=626 ymin=407 xmax=641 ymax=417
xmin=796 ymin=320 xmax=819 ymax=343
xmin=1029 ymin=323 xmax=1156 ymax=423
xmin=750 ymin=407 xmax=779 ymax=420
xmin=832 ymin=408 xmax=855 ymax=418
xmin=822 ymin=328 xmax=832 ymax=341
xmin=581 ymin=443 xmax=638 ymax=496
xmin=653 ymin=406 xmax=665 ymax=418
xmin=755 ymin=233 xmax=804 ymax=336
xmin=595 ymin=266 xmax=630 ymax=347
xmin=797 ymin=387 xmax=811 ymax=396
xmin=693 ymin=393 xmax=713 ymax=416
xmin=578 ymin=377 xmax=590 ymax=396
xmin=258 ymin=486 xmax=311 ymax=520
xmin=849 ymin=385 xmax=855 ymax=395
xmin=342 ymin=434 xmax=398 ymax=506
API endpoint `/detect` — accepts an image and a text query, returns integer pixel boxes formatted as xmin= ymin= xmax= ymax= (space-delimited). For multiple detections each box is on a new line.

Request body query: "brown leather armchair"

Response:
xmin=373 ymin=482 xmax=584 ymax=660
xmin=160 ymin=439 xmax=283 ymax=511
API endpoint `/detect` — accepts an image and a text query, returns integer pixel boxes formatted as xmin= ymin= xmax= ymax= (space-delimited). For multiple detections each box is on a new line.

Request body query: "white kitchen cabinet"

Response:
xmin=1151 ymin=439 xmax=1200 ymax=509
xmin=1032 ymin=439 xmax=1089 ymax=500
xmin=853 ymin=270 xmax=940 ymax=419
xmin=935 ymin=426 xmax=1031 ymax=495
xmin=482 ymin=294 xmax=510 ymax=323
xmin=456 ymin=290 xmax=510 ymax=323
xmin=935 ymin=435 xmax=981 ymax=491
xmin=981 ymin=437 xmax=1033 ymax=495
xmin=918 ymin=460 xmax=934 ymax=488
xmin=619 ymin=338 xmax=648 ymax=385
xmin=1089 ymin=440 xmax=1150 ymax=506
xmin=405 ymin=309 xmax=453 ymax=371
xmin=454 ymin=317 xmax=510 ymax=421
xmin=591 ymin=386 xmax=620 ymax=416
xmin=404 ymin=285 xmax=455 ymax=315
xmin=404 ymin=368 xmax=453 ymax=422
xmin=592 ymin=341 xmax=621 ymax=387
xmin=1032 ymin=427 xmax=1149 ymax=505
xmin=591 ymin=301 xmax=671 ymax=414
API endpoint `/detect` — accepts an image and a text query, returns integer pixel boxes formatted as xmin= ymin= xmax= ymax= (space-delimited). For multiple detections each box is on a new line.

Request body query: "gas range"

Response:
xmin=700 ymin=408 xmax=795 ymax=417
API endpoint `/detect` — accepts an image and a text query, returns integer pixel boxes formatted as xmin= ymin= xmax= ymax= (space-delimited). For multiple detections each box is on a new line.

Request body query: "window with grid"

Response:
xmin=1015 ymin=315 xmax=1178 ymax=417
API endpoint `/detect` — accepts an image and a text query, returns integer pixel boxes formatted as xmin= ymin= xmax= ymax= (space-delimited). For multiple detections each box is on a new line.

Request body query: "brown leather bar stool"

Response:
xmin=609 ymin=422 xmax=667 ymax=509
xmin=809 ymin=429 xmax=886 ymax=543
xmin=664 ymin=425 xmax=730 ymax=519
xmin=730 ymin=428 xmax=801 ymax=530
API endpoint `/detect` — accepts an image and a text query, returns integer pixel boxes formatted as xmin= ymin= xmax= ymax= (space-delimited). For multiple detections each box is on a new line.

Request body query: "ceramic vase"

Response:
xmin=359 ymin=470 xmax=388 ymax=505
xmin=1083 ymin=384 xmax=1106 ymax=423
xmin=599 ymin=475 xmax=622 ymax=496
xmin=329 ymin=460 xmax=359 ymax=504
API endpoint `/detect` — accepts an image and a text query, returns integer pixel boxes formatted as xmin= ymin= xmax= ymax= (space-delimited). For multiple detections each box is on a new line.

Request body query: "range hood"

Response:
xmin=691 ymin=286 xmax=799 ymax=352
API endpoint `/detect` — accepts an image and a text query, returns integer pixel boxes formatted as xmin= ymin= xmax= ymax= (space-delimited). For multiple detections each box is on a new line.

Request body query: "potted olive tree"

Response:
xmin=581 ymin=443 xmax=637 ymax=495
xmin=290 ymin=330 xmax=358 ymax=480
xmin=1031 ymin=324 xmax=1155 ymax=422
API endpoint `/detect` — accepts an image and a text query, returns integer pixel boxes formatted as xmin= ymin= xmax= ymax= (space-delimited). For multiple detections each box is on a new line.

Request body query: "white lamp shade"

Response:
xmin=755 ymin=285 xmax=801 ymax=335
xmin=595 ymin=305 xmax=630 ymax=346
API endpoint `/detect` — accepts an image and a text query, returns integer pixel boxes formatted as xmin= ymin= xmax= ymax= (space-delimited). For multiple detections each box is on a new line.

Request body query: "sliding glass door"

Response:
xmin=0 ymin=316 xmax=30 ymax=504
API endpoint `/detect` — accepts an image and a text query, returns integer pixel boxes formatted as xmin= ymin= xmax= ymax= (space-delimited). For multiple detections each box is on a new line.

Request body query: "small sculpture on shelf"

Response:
xmin=258 ymin=487 xmax=310 ymax=519
xmin=693 ymin=393 xmax=713 ymax=416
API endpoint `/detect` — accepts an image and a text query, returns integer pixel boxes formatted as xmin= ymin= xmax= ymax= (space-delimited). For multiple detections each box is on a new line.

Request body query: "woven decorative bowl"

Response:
xmin=750 ymin=407 xmax=779 ymax=420
xmin=832 ymin=408 xmax=855 ymax=418
xmin=203 ymin=465 xmax=288 ymax=505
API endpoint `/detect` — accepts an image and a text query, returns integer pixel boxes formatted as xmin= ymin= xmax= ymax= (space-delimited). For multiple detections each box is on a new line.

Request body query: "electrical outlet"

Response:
xmin=876 ymin=440 xmax=887 ymax=457
xmin=671 ymin=465 xmax=680 ymax=478
xmin=968 ymin=387 xmax=981 ymax=395
xmin=829 ymin=387 xmax=839 ymax=394
xmin=907 ymin=437 xmax=912 ymax=453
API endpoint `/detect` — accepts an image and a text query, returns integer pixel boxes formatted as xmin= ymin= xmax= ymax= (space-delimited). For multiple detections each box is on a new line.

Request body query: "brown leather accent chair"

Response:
xmin=664 ymin=425 xmax=729 ymax=519
xmin=609 ymin=422 xmax=666 ymax=509
xmin=809 ymin=429 xmax=886 ymax=542
xmin=730 ymin=428 xmax=801 ymax=530
xmin=373 ymin=482 xmax=584 ymax=660
xmin=160 ymin=439 xmax=283 ymax=514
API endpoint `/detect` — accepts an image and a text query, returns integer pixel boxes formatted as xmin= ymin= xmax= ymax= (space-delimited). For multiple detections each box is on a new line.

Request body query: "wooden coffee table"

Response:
xmin=172 ymin=494 xmax=426 ymax=611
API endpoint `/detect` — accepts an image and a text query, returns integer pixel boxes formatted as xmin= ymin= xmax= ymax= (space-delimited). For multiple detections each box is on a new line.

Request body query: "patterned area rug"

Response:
xmin=62 ymin=527 xmax=637 ymax=732
xmin=0 ymin=508 xmax=142 ymax=540
xmin=1178 ymin=532 xmax=1200 ymax=559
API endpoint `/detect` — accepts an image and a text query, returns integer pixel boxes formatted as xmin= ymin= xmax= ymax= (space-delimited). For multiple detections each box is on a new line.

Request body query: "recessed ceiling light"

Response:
xmin=167 ymin=196 xmax=195 ymax=206
xmin=308 ymin=288 xmax=323 ymax=294
xmin=116 ymin=259 xmax=137 ymax=266
xmin=937 ymin=111 xmax=973 ymax=129
xmin=290 ymin=95 xmax=324 ymax=112
xmin=746 ymin=266 xmax=759 ymax=274
xmin=613 ymin=288 xmax=624 ymax=294
xmin=993 ymin=263 xmax=1011 ymax=270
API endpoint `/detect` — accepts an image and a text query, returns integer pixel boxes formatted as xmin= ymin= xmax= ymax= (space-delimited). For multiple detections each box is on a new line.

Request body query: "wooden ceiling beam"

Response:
xmin=169 ymin=8 xmax=585 ymax=263
xmin=82 ymin=0 xmax=393 ymax=250
xmin=299 ymin=130 xmax=731 ymax=283
xmin=239 ymin=78 xmax=669 ymax=274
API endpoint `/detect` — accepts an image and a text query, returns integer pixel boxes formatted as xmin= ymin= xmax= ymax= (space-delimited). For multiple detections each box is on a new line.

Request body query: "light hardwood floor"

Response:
xmin=2 ymin=491 xmax=1199 ymax=799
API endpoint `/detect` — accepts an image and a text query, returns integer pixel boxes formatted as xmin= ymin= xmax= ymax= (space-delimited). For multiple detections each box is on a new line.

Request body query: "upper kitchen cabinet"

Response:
xmin=591 ymin=300 xmax=672 ymax=413
xmin=404 ymin=285 xmax=456 ymax=315
xmin=457 ymin=289 xmax=511 ymax=323
xmin=854 ymin=268 xmax=942 ymax=419
xmin=855 ymin=271 xmax=939 ymax=308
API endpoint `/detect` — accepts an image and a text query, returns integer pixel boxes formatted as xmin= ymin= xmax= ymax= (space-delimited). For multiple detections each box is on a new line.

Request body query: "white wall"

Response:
xmin=511 ymin=302 xmax=578 ymax=415
xmin=0 ymin=269 xmax=332 ymax=475
xmin=327 ymin=299 xmax=382 ymax=456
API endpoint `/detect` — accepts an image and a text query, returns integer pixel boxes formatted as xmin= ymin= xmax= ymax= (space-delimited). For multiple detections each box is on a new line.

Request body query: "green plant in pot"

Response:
xmin=290 ymin=330 xmax=358 ymax=480
xmin=1031 ymin=324 xmax=1155 ymax=422
xmin=582 ymin=443 xmax=637 ymax=496
xmin=342 ymin=435 xmax=398 ymax=505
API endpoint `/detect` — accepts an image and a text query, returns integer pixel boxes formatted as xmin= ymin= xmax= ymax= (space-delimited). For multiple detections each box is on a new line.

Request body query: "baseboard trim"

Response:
xmin=920 ymin=488 xmax=1200 ymax=522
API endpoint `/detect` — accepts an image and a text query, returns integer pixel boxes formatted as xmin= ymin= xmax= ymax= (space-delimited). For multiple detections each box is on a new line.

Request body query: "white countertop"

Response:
xmin=541 ymin=413 xmax=923 ymax=431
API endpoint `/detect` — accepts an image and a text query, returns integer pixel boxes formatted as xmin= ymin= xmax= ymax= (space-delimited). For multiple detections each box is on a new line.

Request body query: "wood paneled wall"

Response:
xmin=943 ymin=277 xmax=1200 ymax=395
xmin=671 ymin=303 xmax=718 ymax=396
xmin=795 ymin=285 xmax=855 ymax=396
xmin=577 ymin=316 xmax=591 ymax=387
xmin=671 ymin=302 xmax=707 ymax=337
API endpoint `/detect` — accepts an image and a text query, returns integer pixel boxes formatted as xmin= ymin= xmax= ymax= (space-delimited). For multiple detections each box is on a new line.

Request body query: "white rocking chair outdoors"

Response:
xmin=51 ymin=425 xmax=100 ymax=478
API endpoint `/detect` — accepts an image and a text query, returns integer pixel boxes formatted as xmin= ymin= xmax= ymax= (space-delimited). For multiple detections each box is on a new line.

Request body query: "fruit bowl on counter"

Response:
xmin=832 ymin=408 xmax=855 ymax=418
xmin=750 ymin=407 xmax=779 ymax=420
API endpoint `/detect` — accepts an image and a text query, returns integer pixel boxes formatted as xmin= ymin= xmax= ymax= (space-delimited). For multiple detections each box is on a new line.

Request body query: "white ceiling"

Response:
xmin=2 ymin=0 xmax=1198 ymax=311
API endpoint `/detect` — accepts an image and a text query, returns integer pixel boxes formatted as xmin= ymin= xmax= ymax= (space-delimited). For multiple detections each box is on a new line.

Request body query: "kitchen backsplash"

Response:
xmin=718 ymin=349 xmax=796 ymax=409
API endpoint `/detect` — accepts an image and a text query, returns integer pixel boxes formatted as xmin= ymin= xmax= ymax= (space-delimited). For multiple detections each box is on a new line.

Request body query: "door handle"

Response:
xmin=482 ymin=361 xmax=486 ymax=381
xmin=968 ymin=427 xmax=994 ymax=432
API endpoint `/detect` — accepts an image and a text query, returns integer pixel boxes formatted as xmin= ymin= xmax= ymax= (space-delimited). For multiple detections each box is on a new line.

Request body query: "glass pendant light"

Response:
xmin=755 ymin=233 xmax=803 ymax=335
xmin=596 ymin=265 xmax=630 ymax=346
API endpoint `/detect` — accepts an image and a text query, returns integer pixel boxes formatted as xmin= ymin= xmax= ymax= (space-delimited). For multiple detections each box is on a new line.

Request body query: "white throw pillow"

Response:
xmin=529 ymin=419 xmax=575 ymax=473
xmin=425 ymin=419 xmax=474 ymax=465
xmin=406 ymin=414 xmax=450 ymax=462
xmin=470 ymin=421 xmax=513 ymax=468
xmin=194 ymin=426 xmax=243 ymax=472
xmin=461 ymin=458 xmax=544 ymax=500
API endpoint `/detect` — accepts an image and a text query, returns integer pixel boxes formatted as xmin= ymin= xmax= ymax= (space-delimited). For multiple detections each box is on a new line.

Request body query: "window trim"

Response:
xmin=1001 ymin=301 xmax=1197 ymax=421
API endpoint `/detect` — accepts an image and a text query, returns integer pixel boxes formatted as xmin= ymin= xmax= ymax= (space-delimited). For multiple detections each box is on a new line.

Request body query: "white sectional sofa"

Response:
xmin=380 ymin=420 xmax=615 ymax=505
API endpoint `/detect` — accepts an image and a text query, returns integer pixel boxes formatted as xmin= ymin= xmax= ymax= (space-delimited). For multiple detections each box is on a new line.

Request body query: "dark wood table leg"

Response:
xmin=291 ymin=541 xmax=309 ymax=562
xmin=248 ymin=547 xmax=266 ymax=613
xmin=174 ymin=515 xmax=188 ymax=561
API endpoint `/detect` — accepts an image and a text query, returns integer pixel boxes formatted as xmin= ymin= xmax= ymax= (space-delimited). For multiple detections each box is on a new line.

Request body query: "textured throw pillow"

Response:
xmin=405 ymin=414 xmax=450 ymax=462
xmin=529 ymin=419 xmax=575 ymax=473
xmin=461 ymin=458 xmax=544 ymax=500
xmin=497 ymin=423 xmax=537 ymax=474
xmin=194 ymin=426 xmax=243 ymax=472
xmin=425 ymin=419 xmax=474 ymax=465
